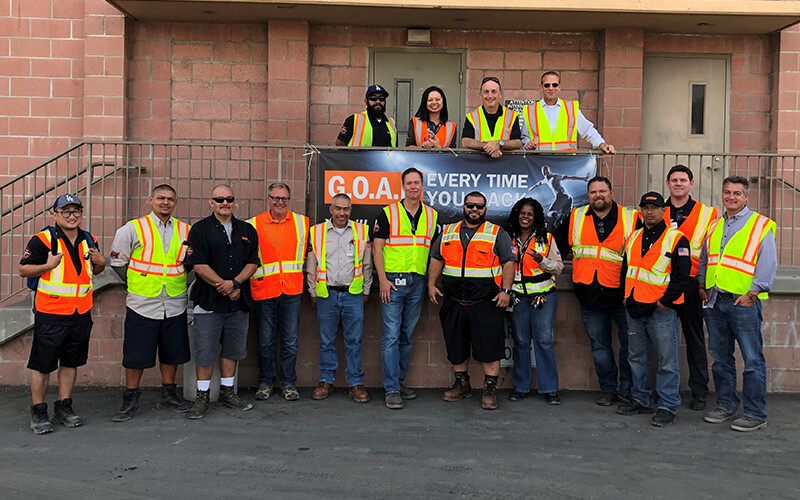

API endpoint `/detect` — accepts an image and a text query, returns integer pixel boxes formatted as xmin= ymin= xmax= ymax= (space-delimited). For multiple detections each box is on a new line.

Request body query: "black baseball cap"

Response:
xmin=639 ymin=191 xmax=666 ymax=208
xmin=52 ymin=194 xmax=83 ymax=210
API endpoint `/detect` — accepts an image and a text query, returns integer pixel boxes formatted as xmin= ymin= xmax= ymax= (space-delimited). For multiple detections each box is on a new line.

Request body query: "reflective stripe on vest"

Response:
xmin=310 ymin=220 xmax=368 ymax=298
xmin=569 ymin=205 xmax=639 ymax=288
xmin=466 ymin=106 xmax=518 ymax=142
xmin=522 ymin=99 xmax=579 ymax=151
xmin=664 ymin=202 xmax=718 ymax=277
xmin=382 ymin=201 xmax=438 ymax=274
xmin=512 ymin=233 xmax=556 ymax=295
xmin=441 ymin=221 xmax=502 ymax=283
xmin=35 ymin=230 xmax=94 ymax=314
xmin=705 ymin=212 xmax=775 ymax=298
xmin=624 ymin=227 xmax=685 ymax=304
xmin=348 ymin=111 xmax=397 ymax=147
xmin=249 ymin=211 xmax=309 ymax=300
xmin=127 ymin=215 xmax=190 ymax=298
xmin=412 ymin=117 xmax=457 ymax=148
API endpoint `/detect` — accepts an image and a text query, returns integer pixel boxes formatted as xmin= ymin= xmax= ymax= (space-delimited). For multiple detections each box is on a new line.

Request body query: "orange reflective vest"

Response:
xmin=466 ymin=106 xmax=518 ymax=142
xmin=249 ymin=210 xmax=309 ymax=300
xmin=512 ymin=233 xmax=556 ymax=295
xmin=664 ymin=201 xmax=718 ymax=277
xmin=411 ymin=117 xmax=457 ymax=148
xmin=34 ymin=230 xmax=94 ymax=315
xmin=348 ymin=111 xmax=397 ymax=147
xmin=522 ymin=99 xmax=579 ymax=151
xmin=624 ymin=227 xmax=685 ymax=305
xmin=441 ymin=221 xmax=502 ymax=287
xmin=569 ymin=204 xmax=639 ymax=288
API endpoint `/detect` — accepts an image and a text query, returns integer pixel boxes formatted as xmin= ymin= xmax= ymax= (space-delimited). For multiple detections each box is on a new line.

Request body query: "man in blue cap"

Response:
xmin=336 ymin=84 xmax=397 ymax=147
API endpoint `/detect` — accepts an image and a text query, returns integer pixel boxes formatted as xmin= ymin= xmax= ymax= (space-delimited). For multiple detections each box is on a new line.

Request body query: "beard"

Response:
xmin=367 ymin=103 xmax=385 ymax=118
xmin=463 ymin=209 xmax=486 ymax=226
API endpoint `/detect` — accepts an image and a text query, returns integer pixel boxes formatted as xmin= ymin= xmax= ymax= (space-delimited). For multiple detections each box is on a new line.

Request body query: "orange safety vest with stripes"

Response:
xmin=309 ymin=220 xmax=369 ymax=298
xmin=34 ymin=230 xmax=95 ymax=315
xmin=411 ymin=117 xmax=457 ymax=148
xmin=440 ymin=221 xmax=503 ymax=293
xmin=248 ymin=210 xmax=309 ymax=300
xmin=466 ymin=106 xmax=518 ymax=142
xmin=512 ymin=233 xmax=556 ymax=295
xmin=522 ymin=99 xmax=579 ymax=151
xmin=126 ymin=215 xmax=191 ymax=298
xmin=382 ymin=201 xmax=438 ymax=275
xmin=624 ymin=226 xmax=685 ymax=305
xmin=664 ymin=201 xmax=718 ymax=277
xmin=348 ymin=111 xmax=397 ymax=147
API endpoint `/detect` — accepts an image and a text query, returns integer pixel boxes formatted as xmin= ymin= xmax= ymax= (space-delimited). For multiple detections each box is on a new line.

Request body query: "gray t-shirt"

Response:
xmin=222 ymin=221 xmax=233 ymax=243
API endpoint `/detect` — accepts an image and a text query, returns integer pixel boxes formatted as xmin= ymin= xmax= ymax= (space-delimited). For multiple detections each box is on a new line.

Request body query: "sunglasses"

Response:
xmin=269 ymin=195 xmax=290 ymax=203
xmin=543 ymin=83 xmax=559 ymax=88
xmin=211 ymin=196 xmax=235 ymax=204
xmin=367 ymin=96 xmax=386 ymax=102
xmin=465 ymin=202 xmax=486 ymax=210
xmin=481 ymin=76 xmax=500 ymax=86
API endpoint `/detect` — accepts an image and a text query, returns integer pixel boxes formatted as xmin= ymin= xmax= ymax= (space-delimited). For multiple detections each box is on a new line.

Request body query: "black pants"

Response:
xmin=675 ymin=276 xmax=709 ymax=398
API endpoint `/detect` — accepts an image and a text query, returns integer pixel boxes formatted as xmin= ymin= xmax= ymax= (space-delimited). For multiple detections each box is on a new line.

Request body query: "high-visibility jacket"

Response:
xmin=348 ymin=111 xmax=397 ymax=147
xmin=34 ymin=230 xmax=95 ymax=315
xmin=411 ymin=117 xmax=457 ymax=148
xmin=664 ymin=201 xmax=718 ymax=277
xmin=310 ymin=220 xmax=368 ymax=298
xmin=126 ymin=215 xmax=190 ymax=298
xmin=512 ymin=233 xmax=556 ymax=295
xmin=522 ymin=99 xmax=579 ymax=151
xmin=249 ymin=210 xmax=309 ymax=300
xmin=440 ymin=221 xmax=502 ymax=300
xmin=381 ymin=201 xmax=438 ymax=275
xmin=466 ymin=106 xmax=518 ymax=142
xmin=624 ymin=226 xmax=685 ymax=305
xmin=569 ymin=204 xmax=639 ymax=288
xmin=704 ymin=211 xmax=775 ymax=299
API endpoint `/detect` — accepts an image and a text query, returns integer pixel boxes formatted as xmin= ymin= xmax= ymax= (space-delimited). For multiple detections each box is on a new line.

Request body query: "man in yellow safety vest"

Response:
xmin=336 ymin=84 xmax=397 ymax=147
xmin=462 ymin=76 xmax=522 ymax=158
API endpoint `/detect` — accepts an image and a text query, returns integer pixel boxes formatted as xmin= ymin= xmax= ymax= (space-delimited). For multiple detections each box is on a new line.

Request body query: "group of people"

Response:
xmin=336 ymin=72 xmax=616 ymax=156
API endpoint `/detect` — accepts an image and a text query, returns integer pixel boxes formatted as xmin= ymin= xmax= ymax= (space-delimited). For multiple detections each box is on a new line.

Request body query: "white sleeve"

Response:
xmin=576 ymin=109 xmax=605 ymax=148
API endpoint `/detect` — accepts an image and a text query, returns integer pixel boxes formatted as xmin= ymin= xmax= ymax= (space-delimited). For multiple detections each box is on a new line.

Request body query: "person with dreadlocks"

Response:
xmin=507 ymin=198 xmax=564 ymax=405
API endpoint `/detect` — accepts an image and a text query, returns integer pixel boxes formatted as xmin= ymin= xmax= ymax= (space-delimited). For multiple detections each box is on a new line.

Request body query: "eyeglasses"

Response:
xmin=481 ymin=76 xmax=500 ymax=86
xmin=56 ymin=209 xmax=82 ymax=218
xmin=464 ymin=202 xmax=486 ymax=210
xmin=543 ymin=83 xmax=559 ymax=88
xmin=211 ymin=196 xmax=235 ymax=204
xmin=367 ymin=96 xmax=386 ymax=102
xmin=269 ymin=195 xmax=290 ymax=204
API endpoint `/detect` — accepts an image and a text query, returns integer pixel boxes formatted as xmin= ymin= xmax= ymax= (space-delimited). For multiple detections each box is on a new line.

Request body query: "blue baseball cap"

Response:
xmin=365 ymin=84 xmax=389 ymax=99
xmin=53 ymin=194 xmax=83 ymax=210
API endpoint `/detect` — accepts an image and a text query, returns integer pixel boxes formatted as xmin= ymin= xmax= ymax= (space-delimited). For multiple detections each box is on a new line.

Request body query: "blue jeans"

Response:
xmin=254 ymin=294 xmax=302 ymax=388
xmin=380 ymin=272 xmax=425 ymax=393
xmin=626 ymin=308 xmax=681 ymax=413
xmin=704 ymin=298 xmax=767 ymax=421
xmin=580 ymin=304 xmax=632 ymax=395
xmin=511 ymin=292 xmax=559 ymax=394
xmin=316 ymin=289 xmax=365 ymax=386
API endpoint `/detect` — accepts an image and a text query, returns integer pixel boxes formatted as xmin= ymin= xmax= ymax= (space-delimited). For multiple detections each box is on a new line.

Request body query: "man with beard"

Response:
xmin=428 ymin=192 xmax=516 ymax=410
xmin=336 ymin=84 xmax=397 ymax=147
xmin=567 ymin=177 xmax=640 ymax=406
xmin=462 ymin=76 xmax=522 ymax=158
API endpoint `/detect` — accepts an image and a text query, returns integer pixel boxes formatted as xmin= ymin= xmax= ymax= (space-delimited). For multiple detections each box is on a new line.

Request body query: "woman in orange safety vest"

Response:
xmin=406 ymin=86 xmax=457 ymax=149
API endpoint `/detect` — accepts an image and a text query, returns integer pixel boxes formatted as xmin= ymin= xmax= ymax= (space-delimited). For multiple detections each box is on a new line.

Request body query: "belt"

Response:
xmin=718 ymin=292 xmax=736 ymax=300
xmin=327 ymin=285 xmax=351 ymax=292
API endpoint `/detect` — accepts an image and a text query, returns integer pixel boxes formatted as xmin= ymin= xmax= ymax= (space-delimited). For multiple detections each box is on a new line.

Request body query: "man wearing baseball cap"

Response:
xmin=19 ymin=194 xmax=106 ymax=434
xmin=617 ymin=191 xmax=690 ymax=427
xmin=335 ymin=84 xmax=397 ymax=147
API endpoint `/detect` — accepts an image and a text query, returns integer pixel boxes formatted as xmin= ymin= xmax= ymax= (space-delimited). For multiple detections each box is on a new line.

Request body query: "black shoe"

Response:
xmin=53 ymin=398 xmax=83 ymax=427
xmin=112 ymin=388 xmax=141 ymax=422
xmin=186 ymin=390 xmax=210 ymax=419
xmin=219 ymin=386 xmax=253 ymax=411
xmin=399 ymin=383 xmax=417 ymax=400
xmin=616 ymin=393 xmax=633 ymax=404
xmin=617 ymin=400 xmax=653 ymax=415
xmin=509 ymin=391 xmax=527 ymax=402
xmin=158 ymin=384 xmax=190 ymax=413
xmin=596 ymin=391 xmax=616 ymax=406
xmin=30 ymin=403 xmax=53 ymax=435
xmin=545 ymin=392 xmax=561 ymax=405
xmin=651 ymin=409 xmax=676 ymax=427
xmin=689 ymin=395 xmax=706 ymax=411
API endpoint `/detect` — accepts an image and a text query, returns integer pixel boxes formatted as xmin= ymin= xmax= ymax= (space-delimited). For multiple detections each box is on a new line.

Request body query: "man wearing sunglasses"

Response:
xmin=184 ymin=184 xmax=259 ymax=419
xmin=249 ymin=182 xmax=309 ymax=403
xmin=336 ymin=84 xmax=397 ymax=147
xmin=19 ymin=194 xmax=106 ymax=434
xmin=427 ymin=193 xmax=516 ymax=410
xmin=462 ymin=76 xmax=522 ymax=158
xmin=522 ymin=71 xmax=615 ymax=154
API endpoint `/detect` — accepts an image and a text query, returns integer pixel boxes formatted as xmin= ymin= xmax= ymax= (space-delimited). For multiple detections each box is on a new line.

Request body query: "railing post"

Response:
xmin=277 ymin=147 xmax=283 ymax=182
xmin=85 ymin=143 xmax=93 ymax=232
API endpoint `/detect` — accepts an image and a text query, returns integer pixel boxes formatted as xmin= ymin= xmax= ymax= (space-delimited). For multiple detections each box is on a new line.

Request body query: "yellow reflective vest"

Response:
xmin=522 ymin=99 xmax=579 ymax=151
xmin=381 ymin=201 xmax=438 ymax=275
xmin=466 ymin=106 xmax=518 ymax=142
xmin=348 ymin=111 xmax=397 ymax=147
xmin=310 ymin=220 xmax=369 ymax=298
xmin=127 ymin=215 xmax=191 ymax=298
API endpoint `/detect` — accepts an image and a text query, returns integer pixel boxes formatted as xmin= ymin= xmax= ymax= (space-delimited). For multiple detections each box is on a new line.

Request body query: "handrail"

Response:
xmin=0 ymin=142 xmax=86 ymax=191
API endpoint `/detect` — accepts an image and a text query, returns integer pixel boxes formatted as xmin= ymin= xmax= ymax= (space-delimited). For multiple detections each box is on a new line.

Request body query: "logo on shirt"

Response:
xmin=110 ymin=250 xmax=120 ymax=259
xmin=340 ymin=126 xmax=348 ymax=135
xmin=186 ymin=247 xmax=193 ymax=256
xmin=23 ymin=247 xmax=31 ymax=258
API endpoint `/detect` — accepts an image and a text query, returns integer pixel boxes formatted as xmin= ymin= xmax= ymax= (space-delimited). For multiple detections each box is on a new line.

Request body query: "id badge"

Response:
xmin=514 ymin=270 xmax=522 ymax=282
xmin=394 ymin=278 xmax=407 ymax=287
xmin=346 ymin=241 xmax=355 ymax=257
xmin=671 ymin=221 xmax=678 ymax=229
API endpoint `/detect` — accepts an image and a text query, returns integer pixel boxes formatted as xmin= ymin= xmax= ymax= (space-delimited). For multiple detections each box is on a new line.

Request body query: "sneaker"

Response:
xmin=53 ymin=398 xmax=83 ymax=427
xmin=545 ymin=392 xmax=561 ymax=405
xmin=651 ymin=409 xmax=676 ymax=427
xmin=385 ymin=392 xmax=403 ymax=409
xmin=617 ymin=400 xmax=654 ymax=415
xmin=219 ymin=386 xmax=253 ymax=411
xmin=254 ymin=385 xmax=273 ymax=401
xmin=399 ymin=383 xmax=417 ymax=400
xmin=30 ymin=403 xmax=53 ymax=435
xmin=509 ymin=391 xmax=527 ymax=402
xmin=689 ymin=395 xmax=706 ymax=411
xmin=282 ymin=385 xmax=300 ymax=401
xmin=112 ymin=388 xmax=141 ymax=422
xmin=186 ymin=390 xmax=210 ymax=420
xmin=596 ymin=391 xmax=616 ymax=406
xmin=703 ymin=407 xmax=737 ymax=424
xmin=349 ymin=385 xmax=370 ymax=403
xmin=730 ymin=416 xmax=767 ymax=432
xmin=157 ymin=384 xmax=190 ymax=413
xmin=481 ymin=379 xmax=498 ymax=410
xmin=311 ymin=381 xmax=334 ymax=400
xmin=443 ymin=375 xmax=473 ymax=402
xmin=616 ymin=393 xmax=633 ymax=404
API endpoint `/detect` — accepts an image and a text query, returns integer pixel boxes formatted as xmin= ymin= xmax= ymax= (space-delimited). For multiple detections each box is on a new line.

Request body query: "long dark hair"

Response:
xmin=414 ymin=86 xmax=449 ymax=124
xmin=507 ymin=197 xmax=548 ymax=245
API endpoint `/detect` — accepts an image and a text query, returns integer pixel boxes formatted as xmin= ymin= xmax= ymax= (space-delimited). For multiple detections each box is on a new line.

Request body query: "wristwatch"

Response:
xmin=232 ymin=278 xmax=241 ymax=290
xmin=498 ymin=140 xmax=505 ymax=148
xmin=501 ymin=288 xmax=512 ymax=295
xmin=746 ymin=291 xmax=758 ymax=301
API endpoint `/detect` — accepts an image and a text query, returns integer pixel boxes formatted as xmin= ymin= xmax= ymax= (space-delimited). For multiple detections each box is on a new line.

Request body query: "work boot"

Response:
xmin=651 ymin=409 xmax=676 ymax=427
xmin=311 ymin=382 xmax=334 ymax=400
xmin=158 ymin=384 xmax=190 ymax=413
xmin=219 ymin=386 xmax=254 ymax=411
xmin=481 ymin=379 xmax=498 ymax=410
xmin=186 ymin=390 xmax=210 ymax=419
xmin=30 ymin=403 xmax=53 ymax=435
xmin=596 ymin=391 xmax=616 ymax=406
xmin=399 ymin=383 xmax=417 ymax=400
xmin=112 ymin=388 xmax=141 ymax=422
xmin=349 ymin=385 xmax=370 ymax=403
xmin=53 ymin=398 xmax=83 ymax=427
xmin=443 ymin=374 xmax=473 ymax=402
